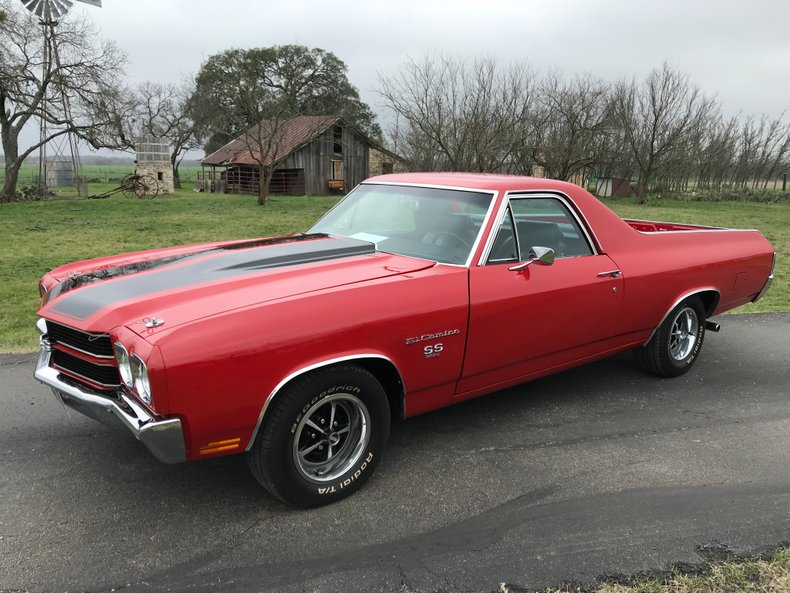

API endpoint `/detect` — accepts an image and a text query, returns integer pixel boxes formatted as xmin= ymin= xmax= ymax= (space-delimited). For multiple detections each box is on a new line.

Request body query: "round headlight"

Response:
xmin=130 ymin=354 xmax=151 ymax=405
xmin=114 ymin=342 xmax=132 ymax=387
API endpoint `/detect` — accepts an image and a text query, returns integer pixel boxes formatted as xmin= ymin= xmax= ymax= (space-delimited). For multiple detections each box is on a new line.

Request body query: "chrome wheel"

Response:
xmin=668 ymin=306 xmax=698 ymax=361
xmin=292 ymin=393 xmax=370 ymax=483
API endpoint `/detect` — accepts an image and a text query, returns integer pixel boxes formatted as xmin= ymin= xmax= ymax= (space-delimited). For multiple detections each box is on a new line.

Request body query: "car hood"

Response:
xmin=39 ymin=234 xmax=434 ymax=336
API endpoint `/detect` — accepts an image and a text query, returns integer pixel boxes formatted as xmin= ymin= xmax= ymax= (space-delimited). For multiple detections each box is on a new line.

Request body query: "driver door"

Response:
xmin=458 ymin=194 xmax=625 ymax=396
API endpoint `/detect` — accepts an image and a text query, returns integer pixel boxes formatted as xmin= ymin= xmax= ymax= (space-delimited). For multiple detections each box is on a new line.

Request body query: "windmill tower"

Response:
xmin=20 ymin=0 xmax=102 ymax=198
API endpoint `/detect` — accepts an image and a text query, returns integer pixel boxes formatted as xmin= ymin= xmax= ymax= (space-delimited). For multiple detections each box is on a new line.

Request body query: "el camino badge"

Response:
xmin=404 ymin=329 xmax=460 ymax=345
xmin=405 ymin=329 xmax=459 ymax=359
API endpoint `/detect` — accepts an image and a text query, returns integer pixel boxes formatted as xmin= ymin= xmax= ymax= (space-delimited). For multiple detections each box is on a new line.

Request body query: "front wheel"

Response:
xmin=247 ymin=365 xmax=390 ymax=507
xmin=634 ymin=297 xmax=706 ymax=377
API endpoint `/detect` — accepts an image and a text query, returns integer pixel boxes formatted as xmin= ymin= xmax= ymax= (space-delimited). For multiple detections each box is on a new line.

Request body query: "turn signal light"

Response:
xmin=199 ymin=438 xmax=241 ymax=455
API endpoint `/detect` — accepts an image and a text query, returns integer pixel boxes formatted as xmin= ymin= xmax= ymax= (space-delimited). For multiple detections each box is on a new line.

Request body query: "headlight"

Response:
xmin=130 ymin=354 xmax=152 ymax=405
xmin=114 ymin=342 xmax=133 ymax=387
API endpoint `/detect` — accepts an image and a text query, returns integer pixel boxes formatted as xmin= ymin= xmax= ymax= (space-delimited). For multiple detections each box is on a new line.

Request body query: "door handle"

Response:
xmin=597 ymin=270 xmax=621 ymax=278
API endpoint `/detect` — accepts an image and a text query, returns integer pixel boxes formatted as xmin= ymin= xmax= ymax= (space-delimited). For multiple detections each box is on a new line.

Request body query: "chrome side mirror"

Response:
xmin=508 ymin=246 xmax=555 ymax=272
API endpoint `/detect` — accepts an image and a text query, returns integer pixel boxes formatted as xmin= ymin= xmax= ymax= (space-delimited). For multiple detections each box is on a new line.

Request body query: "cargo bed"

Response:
xmin=625 ymin=219 xmax=727 ymax=233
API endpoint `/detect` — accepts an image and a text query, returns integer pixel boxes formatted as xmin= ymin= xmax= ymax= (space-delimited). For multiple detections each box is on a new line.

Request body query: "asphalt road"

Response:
xmin=1 ymin=313 xmax=789 ymax=593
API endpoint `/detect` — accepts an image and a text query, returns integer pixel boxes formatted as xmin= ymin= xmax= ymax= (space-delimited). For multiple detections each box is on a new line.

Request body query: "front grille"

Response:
xmin=47 ymin=321 xmax=114 ymax=358
xmin=52 ymin=349 xmax=121 ymax=388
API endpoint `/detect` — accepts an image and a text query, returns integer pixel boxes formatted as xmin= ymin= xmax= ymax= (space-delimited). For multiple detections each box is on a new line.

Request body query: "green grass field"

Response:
xmin=0 ymin=190 xmax=786 ymax=353
xmin=1 ymin=164 xmax=204 ymax=195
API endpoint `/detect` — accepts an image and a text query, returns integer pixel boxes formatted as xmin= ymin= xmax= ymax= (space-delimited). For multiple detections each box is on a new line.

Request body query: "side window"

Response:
xmin=510 ymin=197 xmax=593 ymax=260
xmin=487 ymin=207 xmax=517 ymax=263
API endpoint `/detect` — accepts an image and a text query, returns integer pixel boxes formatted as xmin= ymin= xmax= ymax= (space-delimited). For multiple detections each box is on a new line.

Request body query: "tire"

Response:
xmin=247 ymin=364 xmax=390 ymax=507
xmin=634 ymin=297 xmax=706 ymax=378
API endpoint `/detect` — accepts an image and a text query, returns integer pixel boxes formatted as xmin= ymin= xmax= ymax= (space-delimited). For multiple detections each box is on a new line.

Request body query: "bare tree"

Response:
xmin=379 ymin=55 xmax=535 ymax=173
xmin=613 ymin=63 xmax=714 ymax=203
xmin=738 ymin=114 xmax=790 ymax=188
xmin=380 ymin=54 xmax=790 ymax=199
xmin=133 ymin=80 xmax=200 ymax=189
xmin=689 ymin=114 xmax=738 ymax=189
xmin=0 ymin=0 xmax=127 ymax=201
xmin=531 ymin=72 xmax=613 ymax=182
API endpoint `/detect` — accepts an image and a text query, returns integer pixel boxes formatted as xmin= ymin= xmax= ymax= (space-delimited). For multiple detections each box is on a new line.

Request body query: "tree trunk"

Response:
xmin=257 ymin=164 xmax=268 ymax=206
xmin=635 ymin=175 xmax=649 ymax=204
xmin=171 ymin=154 xmax=182 ymax=190
xmin=1 ymin=125 xmax=21 ymax=202
xmin=1 ymin=161 xmax=20 ymax=203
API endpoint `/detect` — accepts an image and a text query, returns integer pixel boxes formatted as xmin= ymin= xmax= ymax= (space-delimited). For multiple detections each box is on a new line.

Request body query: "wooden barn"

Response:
xmin=200 ymin=115 xmax=407 ymax=196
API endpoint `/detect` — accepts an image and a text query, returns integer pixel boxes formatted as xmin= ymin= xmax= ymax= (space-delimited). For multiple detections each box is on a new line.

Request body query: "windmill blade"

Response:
xmin=20 ymin=0 xmax=75 ymax=19
xmin=49 ymin=0 xmax=74 ymax=16
xmin=75 ymin=0 xmax=102 ymax=6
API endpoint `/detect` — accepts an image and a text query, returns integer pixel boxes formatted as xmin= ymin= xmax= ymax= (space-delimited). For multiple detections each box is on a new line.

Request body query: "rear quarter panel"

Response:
xmin=609 ymin=229 xmax=775 ymax=340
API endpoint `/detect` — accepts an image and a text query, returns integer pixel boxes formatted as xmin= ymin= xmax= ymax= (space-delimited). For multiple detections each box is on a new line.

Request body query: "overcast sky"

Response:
xmin=16 ymin=0 xmax=790 ymax=155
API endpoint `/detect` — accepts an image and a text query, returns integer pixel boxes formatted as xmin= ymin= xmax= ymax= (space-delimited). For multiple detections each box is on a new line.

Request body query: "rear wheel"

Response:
xmin=247 ymin=365 xmax=390 ymax=507
xmin=634 ymin=297 xmax=706 ymax=377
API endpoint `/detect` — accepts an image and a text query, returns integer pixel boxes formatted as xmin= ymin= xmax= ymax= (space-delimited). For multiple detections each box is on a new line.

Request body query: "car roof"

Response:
xmin=363 ymin=172 xmax=582 ymax=193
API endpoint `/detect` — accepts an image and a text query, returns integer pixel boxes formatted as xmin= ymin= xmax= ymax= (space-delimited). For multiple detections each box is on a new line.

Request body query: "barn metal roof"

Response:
xmin=201 ymin=115 xmax=340 ymax=167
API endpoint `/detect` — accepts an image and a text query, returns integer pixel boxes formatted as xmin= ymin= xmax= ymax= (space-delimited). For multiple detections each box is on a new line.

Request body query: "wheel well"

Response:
xmin=269 ymin=357 xmax=405 ymax=423
xmin=247 ymin=356 xmax=406 ymax=451
xmin=349 ymin=358 xmax=405 ymax=420
xmin=642 ymin=288 xmax=721 ymax=348
xmin=695 ymin=290 xmax=720 ymax=318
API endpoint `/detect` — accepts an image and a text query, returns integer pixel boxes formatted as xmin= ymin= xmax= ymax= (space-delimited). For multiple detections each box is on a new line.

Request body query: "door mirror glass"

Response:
xmin=529 ymin=246 xmax=555 ymax=266
xmin=508 ymin=246 xmax=555 ymax=271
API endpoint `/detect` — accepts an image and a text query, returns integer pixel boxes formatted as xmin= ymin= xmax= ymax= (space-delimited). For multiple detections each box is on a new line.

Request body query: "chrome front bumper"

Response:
xmin=34 ymin=331 xmax=186 ymax=464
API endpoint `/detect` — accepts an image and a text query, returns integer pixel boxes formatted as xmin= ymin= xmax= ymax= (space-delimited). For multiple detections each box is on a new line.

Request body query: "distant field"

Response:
xmin=0 ymin=164 xmax=204 ymax=195
xmin=0 ymin=190 xmax=785 ymax=353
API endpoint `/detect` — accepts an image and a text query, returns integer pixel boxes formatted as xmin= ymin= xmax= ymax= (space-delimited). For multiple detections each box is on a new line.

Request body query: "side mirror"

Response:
xmin=508 ymin=246 xmax=555 ymax=272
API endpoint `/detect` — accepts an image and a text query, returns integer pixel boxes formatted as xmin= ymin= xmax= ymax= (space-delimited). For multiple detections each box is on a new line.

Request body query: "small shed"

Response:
xmin=45 ymin=158 xmax=74 ymax=187
xmin=369 ymin=145 xmax=409 ymax=176
xmin=596 ymin=177 xmax=632 ymax=198
xmin=135 ymin=136 xmax=174 ymax=194
xmin=201 ymin=116 xmax=406 ymax=196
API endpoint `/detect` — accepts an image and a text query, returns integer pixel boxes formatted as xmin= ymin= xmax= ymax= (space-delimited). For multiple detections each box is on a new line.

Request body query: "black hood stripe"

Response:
xmin=49 ymin=235 xmax=375 ymax=320
xmin=50 ymin=234 xmax=330 ymax=299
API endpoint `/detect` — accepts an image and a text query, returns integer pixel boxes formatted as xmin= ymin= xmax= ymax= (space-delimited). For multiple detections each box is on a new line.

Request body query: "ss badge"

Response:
xmin=423 ymin=343 xmax=443 ymax=359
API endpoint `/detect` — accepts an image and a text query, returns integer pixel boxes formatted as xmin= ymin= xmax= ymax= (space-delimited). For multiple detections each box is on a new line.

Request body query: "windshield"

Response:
xmin=308 ymin=184 xmax=494 ymax=265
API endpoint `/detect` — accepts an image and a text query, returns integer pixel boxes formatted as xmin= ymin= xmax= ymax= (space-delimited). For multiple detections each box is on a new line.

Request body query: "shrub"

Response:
xmin=678 ymin=187 xmax=790 ymax=203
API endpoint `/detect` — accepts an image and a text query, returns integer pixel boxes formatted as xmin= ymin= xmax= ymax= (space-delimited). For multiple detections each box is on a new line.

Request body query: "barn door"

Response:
xmin=332 ymin=159 xmax=344 ymax=180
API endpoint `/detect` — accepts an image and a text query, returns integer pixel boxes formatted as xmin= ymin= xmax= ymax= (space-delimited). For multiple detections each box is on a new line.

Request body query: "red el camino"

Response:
xmin=34 ymin=173 xmax=776 ymax=506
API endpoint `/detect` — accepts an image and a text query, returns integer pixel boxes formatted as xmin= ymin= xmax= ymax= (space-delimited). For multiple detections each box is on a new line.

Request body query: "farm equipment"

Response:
xmin=89 ymin=173 xmax=160 ymax=200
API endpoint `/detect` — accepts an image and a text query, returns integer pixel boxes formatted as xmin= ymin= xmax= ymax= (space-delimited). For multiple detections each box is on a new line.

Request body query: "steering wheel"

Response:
xmin=428 ymin=231 xmax=472 ymax=250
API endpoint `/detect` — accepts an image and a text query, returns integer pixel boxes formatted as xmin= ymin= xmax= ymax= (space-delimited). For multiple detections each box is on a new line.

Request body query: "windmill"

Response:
xmin=20 ymin=0 xmax=102 ymax=197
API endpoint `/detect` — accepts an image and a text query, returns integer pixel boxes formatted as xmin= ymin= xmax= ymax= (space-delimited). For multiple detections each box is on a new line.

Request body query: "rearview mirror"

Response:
xmin=508 ymin=246 xmax=555 ymax=271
